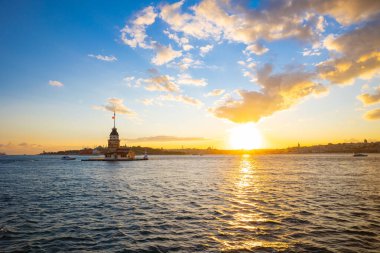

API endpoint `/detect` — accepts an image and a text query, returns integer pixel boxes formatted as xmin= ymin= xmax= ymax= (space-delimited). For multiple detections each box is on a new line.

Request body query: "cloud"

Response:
xmin=151 ymin=44 xmax=182 ymax=65
xmin=160 ymin=0 xmax=319 ymax=46
xmin=48 ymin=80 xmax=64 ymax=87
xmin=134 ymin=6 xmax=157 ymax=26
xmin=141 ymin=98 xmax=154 ymax=105
xmin=158 ymin=93 xmax=203 ymax=107
xmin=125 ymin=135 xmax=205 ymax=142
xmin=205 ymin=89 xmax=225 ymax=97
xmin=318 ymin=19 xmax=380 ymax=85
xmin=18 ymin=142 xmax=43 ymax=148
xmin=94 ymin=98 xmax=136 ymax=115
xmin=177 ymin=56 xmax=203 ymax=70
xmin=159 ymin=0 xmax=380 ymax=47
xmin=160 ymin=0 xmax=221 ymax=40
xmin=164 ymin=30 xmax=193 ymax=51
xmin=302 ymin=48 xmax=321 ymax=56
xmin=357 ymin=86 xmax=380 ymax=105
xmin=244 ymin=43 xmax=269 ymax=55
xmin=120 ymin=6 xmax=157 ymax=49
xmin=364 ymin=108 xmax=380 ymax=120
xmin=123 ymin=76 xmax=135 ymax=87
xmin=116 ymin=0 xmax=380 ymax=124
xmin=88 ymin=54 xmax=117 ymax=62
xmin=183 ymin=44 xmax=194 ymax=51
xmin=211 ymin=64 xmax=327 ymax=123
xmin=200 ymin=44 xmax=214 ymax=56
xmin=145 ymin=75 xmax=180 ymax=92
xmin=177 ymin=73 xmax=207 ymax=86
xmin=314 ymin=0 xmax=380 ymax=25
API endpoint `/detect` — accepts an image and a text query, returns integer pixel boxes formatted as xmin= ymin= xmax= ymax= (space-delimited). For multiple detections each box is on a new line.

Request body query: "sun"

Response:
xmin=229 ymin=123 xmax=262 ymax=150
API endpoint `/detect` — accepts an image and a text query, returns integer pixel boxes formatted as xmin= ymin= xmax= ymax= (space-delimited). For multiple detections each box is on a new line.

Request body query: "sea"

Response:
xmin=0 ymin=154 xmax=379 ymax=252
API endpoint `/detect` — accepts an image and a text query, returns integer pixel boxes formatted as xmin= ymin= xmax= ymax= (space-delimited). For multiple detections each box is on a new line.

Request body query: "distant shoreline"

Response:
xmin=38 ymin=141 xmax=380 ymax=156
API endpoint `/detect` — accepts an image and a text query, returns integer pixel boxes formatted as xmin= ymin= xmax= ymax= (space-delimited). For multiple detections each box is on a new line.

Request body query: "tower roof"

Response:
xmin=110 ymin=127 xmax=119 ymax=136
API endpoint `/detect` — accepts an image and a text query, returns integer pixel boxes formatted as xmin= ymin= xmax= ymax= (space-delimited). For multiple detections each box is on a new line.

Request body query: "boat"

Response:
xmin=61 ymin=156 xmax=76 ymax=160
xmin=353 ymin=153 xmax=368 ymax=157
xmin=143 ymin=150 xmax=149 ymax=160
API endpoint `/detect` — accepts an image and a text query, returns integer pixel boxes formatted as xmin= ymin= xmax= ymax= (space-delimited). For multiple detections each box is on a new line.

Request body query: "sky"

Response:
xmin=0 ymin=0 xmax=380 ymax=154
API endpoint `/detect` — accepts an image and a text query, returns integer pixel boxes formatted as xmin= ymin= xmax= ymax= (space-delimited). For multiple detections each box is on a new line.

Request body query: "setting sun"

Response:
xmin=229 ymin=124 xmax=262 ymax=150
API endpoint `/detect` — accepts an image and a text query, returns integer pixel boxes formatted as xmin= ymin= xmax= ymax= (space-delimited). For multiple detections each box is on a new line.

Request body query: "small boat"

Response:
xmin=353 ymin=153 xmax=368 ymax=157
xmin=143 ymin=150 xmax=149 ymax=160
xmin=61 ymin=156 xmax=76 ymax=160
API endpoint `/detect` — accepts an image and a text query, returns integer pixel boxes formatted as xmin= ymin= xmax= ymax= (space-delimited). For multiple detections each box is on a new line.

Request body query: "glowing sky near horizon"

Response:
xmin=0 ymin=0 xmax=380 ymax=154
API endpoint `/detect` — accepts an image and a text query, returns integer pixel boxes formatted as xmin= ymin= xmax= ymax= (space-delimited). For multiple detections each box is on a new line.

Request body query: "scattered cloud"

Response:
xmin=244 ymin=43 xmax=268 ymax=55
xmin=151 ymin=44 xmax=182 ymax=65
xmin=141 ymin=98 xmax=154 ymax=105
xmin=364 ymin=108 xmax=380 ymax=120
xmin=120 ymin=6 xmax=157 ymax=49
xmin=302 ymin=48 xmax=321 ymax=56
xmin=357 ymin=86 xmax=380 ymax=105
xmin=159 ymin=0 xmax=324 ymax=45
xmin=177 ymin=56 xmax=203 ymax=70
xmin=164 ymin=30 xmax=193 ymax=51
xmin=158 ymin=93 xmax=203 ymax=107
xmin=205 ymin=89 xmax=225 ymax=97
xmin=94 ymin=98 xmax=136 ymax=115
xmin=48 ymin=80 xmax=64 ymax=87
xmin=145 ymin=75 xmax=180 ymax=92
xmin=177 ymin=73 xmax=207 ymax=86
xmin=123 ymin=76 xmax=135 ymax=87
xmin=183 ymin=44 xmax=193 ymax=51
xmin=200 ymin=44 xmax=213 ymax=56
xmin=125 ymin=135 xmax=206 ymax=142
xmin=117 ymin=0 xmax=380 ymax=124
xmin=88 ymin=54 xmax=117 ymax=62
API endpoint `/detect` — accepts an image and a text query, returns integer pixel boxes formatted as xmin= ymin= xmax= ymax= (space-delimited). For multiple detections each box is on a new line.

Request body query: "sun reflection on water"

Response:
xmin=213 ymin=154 xmax=289 ymax=252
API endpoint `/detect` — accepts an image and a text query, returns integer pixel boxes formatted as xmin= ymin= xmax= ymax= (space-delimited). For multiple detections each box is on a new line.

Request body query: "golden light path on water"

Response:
xmin=213 ymin=154 xmax=289 ymax=252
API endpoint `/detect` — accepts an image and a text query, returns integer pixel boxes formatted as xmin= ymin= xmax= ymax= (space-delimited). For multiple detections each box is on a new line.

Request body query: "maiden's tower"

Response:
xmin=82 ymin=112 xmax=147 ymax=161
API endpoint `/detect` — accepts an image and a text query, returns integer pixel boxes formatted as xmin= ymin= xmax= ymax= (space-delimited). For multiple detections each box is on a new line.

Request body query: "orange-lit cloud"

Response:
xmin=205 ymin=89 xmax=225 ymax=97
xmin=94 ymin=98 xmax=136 ymax=115
xmin=211 ymin=64 xmax=327 ymax=123
xmin=318 ymin=19 xmax=380 ymax=85
xmin=357 ymin=86 xmax=380 ymax=105
xmin=364 ymin=108 xmax=380 ymax=120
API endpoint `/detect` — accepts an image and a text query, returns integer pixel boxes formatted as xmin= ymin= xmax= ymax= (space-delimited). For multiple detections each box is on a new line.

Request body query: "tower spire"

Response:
xmin=113 ymin=111 xmax=116 ymax=128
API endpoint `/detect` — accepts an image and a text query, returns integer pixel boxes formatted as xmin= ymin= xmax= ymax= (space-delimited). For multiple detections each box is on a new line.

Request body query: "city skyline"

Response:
xmin=1 ymin=0 xmax=380 ymax=154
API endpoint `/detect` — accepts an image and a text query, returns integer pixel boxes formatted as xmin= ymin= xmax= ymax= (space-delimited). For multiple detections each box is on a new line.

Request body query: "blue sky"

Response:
xmin=1 ymin=0 xmax=380 ymax=154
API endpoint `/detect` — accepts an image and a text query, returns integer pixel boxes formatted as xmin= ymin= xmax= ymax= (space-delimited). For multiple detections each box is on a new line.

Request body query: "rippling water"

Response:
xmin=0 ymin=154 xmax=379 ymax=252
